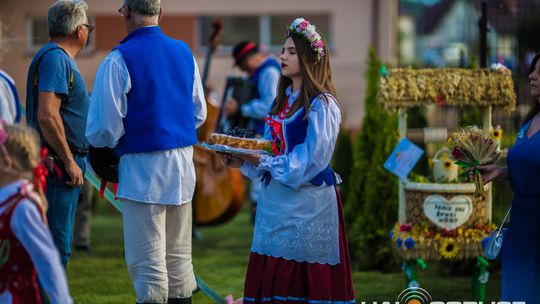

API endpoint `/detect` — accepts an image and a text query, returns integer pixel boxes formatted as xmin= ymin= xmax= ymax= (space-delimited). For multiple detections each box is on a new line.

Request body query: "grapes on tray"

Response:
xmin=226 ymin=127 xmax=254 ymax=138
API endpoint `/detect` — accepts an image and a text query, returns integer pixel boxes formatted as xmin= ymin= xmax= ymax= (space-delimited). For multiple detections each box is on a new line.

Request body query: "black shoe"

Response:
xmin=74 ymin=244 xmax=92 ymax=252
xmin=168 ymin=297 xmax=192 ymax=304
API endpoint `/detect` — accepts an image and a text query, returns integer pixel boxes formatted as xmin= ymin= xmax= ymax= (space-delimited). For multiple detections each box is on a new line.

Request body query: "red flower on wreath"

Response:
xmin=435 ymin=95 xmax=446 ymax=106
xmin=399 ymin=224 xmax=413 ymax=232
xmin=452 ymin=146 xmax=463 ymax=160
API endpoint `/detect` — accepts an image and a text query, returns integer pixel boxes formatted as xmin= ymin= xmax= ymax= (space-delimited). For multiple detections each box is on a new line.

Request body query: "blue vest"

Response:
xmin=263 ymin=96 xmax=337 ymax=187
xmin=249 ymin=57 xmax=281 ymax=135
xmin=115 ymin=26 xmax=197 ymax=156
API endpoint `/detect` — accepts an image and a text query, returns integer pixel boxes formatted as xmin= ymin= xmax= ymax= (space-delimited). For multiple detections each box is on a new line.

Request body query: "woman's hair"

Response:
xmin=523 ymin=53 xmax=540 ymax=124
xmin=269 ymin=31 xmax=337 ymax=118
xmin=1 ymin=124 xmax=48 ymax=211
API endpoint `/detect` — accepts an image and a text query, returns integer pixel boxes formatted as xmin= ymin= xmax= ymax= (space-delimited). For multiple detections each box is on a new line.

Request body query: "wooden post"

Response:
xmin=398 ymin=109 xmax=407 ymax=223
xmin=483 ymin=106 xmax=493 ymax=221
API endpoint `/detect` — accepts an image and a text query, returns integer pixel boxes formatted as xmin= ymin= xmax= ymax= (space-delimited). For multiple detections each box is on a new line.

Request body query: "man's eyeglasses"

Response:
xmin=81 ymin=24 xmax=94 ymax=33
xmin=118 ymin=4 xmax=128 ymax=15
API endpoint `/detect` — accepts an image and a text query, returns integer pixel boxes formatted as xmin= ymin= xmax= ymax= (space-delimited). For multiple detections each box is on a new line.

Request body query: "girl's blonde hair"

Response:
xmin=1 ymin=124 xmax=48 ymax=211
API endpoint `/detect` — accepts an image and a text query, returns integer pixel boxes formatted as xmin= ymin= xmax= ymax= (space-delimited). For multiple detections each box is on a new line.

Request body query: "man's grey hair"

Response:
xmin=125 ymin=0 xmax=161 ymax=17
xmin=48 ymin=0 xmax=88 ymax=38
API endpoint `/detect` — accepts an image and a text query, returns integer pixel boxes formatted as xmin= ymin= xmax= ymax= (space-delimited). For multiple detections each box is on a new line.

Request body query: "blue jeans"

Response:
xmin=46 ymin=155 xmax=86 ymax=267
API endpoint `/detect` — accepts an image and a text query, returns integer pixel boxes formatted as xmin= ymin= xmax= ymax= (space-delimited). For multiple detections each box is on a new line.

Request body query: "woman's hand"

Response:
xmin=473 ymin=165 xmax=507 ymax=184
xmin=217 ymin=152 xmax=245 ymax=168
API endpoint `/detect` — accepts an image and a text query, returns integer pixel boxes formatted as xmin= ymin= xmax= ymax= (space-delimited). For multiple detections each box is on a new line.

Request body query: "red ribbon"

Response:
xmin=264 ymin=99 xmax=292 ymax=155
xmin=264 ymin=117 xmax=284 ymax=155
xmin=34 ymin=147 xmax=62 ymax=192
xmin=99 ymin=180 xmax=119 ymax=201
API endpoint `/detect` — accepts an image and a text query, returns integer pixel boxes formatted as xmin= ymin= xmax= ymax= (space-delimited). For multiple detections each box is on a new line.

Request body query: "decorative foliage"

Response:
xmin=378 ymin=68 xmax=516 ymax=113
xmin=448 ymin=127 xmax=503 ymax=197
xmin=390 ymin=222 xmax=495 ymax=260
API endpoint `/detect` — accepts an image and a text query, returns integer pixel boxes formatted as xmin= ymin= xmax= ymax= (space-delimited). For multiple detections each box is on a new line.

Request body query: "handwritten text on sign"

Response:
xmin=423 ymin=195 xmax=473 ymax=230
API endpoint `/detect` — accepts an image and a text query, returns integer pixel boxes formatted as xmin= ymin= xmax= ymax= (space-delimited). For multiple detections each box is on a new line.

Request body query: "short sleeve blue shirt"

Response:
xmin=26 ymin=42 xmax=90 ymax=151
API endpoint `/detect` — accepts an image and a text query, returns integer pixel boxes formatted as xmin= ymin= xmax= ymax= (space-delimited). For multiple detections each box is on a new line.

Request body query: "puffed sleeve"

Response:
xmin=256 ymin=94 xmax=341 ymax=189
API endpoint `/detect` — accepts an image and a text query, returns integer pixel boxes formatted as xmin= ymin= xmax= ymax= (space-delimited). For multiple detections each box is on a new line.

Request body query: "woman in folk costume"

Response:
xmin=221 ymin=18 xmax=355 ymax=303
xmin=0 ymin=121 xmax=72 ymax=304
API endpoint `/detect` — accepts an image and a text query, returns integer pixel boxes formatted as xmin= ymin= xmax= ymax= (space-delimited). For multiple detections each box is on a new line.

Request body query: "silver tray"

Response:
xmin=200 ymin=142 xmax=273 ymax=156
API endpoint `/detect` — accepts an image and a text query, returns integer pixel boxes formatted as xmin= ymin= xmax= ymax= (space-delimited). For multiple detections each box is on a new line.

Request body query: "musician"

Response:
xmin=224 ymin=41 xmax=280 ymax=223
xmin=224 ymin=41 xmax=280 ymax=136
xmin=85 ymin=1 xmax=206 ymax=303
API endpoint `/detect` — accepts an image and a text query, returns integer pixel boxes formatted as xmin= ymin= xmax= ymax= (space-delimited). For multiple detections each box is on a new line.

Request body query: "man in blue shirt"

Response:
xmin=25 ymin=0 xmax=91 ymax=267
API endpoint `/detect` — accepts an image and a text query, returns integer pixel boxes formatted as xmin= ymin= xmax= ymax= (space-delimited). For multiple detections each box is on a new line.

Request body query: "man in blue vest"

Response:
xmin=224 ymin=41 xmax=281 ymax=136
xmin=86 ymin=1 xmax=206 ymax=303
xmin=224 ymin=41 xmax=280 ymax=223
xmin=25 ymin=0 xmax=91 ymax=268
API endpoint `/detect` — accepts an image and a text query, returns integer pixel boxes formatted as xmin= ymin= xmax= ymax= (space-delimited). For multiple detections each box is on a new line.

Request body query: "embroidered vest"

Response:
xmin=0 ymin=194 xmax=43 ymax=304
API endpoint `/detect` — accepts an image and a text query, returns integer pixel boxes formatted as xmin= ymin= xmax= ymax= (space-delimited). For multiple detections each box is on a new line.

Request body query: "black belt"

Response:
xmin=70 ymin=146 xmax=88 ymax=157
xmin=44 ymin=143 xmax=88 ymax=157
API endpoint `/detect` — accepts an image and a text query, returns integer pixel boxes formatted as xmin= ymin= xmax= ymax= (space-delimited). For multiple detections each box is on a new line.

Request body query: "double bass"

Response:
xmin=193 ymin=20 xmax=246 ymax=226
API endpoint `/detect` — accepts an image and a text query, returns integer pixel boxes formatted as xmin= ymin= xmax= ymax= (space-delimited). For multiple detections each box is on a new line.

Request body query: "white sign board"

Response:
xmin=423 ymin=194 xmax=473 ymax=230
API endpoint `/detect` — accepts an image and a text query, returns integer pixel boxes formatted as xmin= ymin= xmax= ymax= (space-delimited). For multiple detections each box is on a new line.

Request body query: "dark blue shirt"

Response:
xmin=26 ymin=42 xmax=90 ymax=151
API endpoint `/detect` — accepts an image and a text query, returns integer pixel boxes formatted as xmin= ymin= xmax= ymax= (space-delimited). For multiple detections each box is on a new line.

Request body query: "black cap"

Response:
xmin=232 ymin=41 xmax=259 ymax=66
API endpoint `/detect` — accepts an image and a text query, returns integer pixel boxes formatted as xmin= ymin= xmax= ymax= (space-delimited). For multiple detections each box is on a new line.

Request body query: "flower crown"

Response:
xmin=286 ymin=18 xmax=325 ymax=61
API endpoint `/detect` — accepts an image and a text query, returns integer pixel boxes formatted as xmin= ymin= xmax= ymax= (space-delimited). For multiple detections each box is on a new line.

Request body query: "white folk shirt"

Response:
xmin=0 ymin=70 xmax=18 ymax=124
xmin=240 ymin=87 xmax=342 ymax=265
xmin=86 ymin=49 xmax=207 ymax=205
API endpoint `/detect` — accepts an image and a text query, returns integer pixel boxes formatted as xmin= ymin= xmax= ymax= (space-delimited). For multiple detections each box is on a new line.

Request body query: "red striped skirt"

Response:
xmin=243 ymin=190 xmax=355 ymax=303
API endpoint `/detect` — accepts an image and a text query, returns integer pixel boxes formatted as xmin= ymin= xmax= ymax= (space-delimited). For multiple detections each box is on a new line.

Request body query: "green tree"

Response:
xmin=332 ymin=130 xmax=353 ymax=203
xmin=344 ymin=47 xmax=399 ymax=271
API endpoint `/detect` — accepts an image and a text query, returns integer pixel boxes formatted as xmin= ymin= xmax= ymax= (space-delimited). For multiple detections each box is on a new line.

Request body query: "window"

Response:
xmin=27 ymin=17 xmax=49 ymax=51
xmin=198 ymin=14 xmax=331 ymax=51
xmin=199 ymin=16 xmax=260 ymax=48
xmin=27 ymin=16 xmax=95 ymax=53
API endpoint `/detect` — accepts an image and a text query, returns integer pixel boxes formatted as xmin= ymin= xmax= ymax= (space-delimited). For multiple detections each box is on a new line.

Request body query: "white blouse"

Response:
xmin=241 ymin=86 xmax=342 ymax=265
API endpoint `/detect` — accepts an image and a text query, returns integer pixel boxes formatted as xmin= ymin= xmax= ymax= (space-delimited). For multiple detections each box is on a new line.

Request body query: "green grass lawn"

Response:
xmin=68 ymin=202 xmax=502 ymax=303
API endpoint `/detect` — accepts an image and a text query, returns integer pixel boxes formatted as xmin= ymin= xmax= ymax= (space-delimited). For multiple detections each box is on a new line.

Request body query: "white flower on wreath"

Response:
xmin=287 ymin=17 xmax=326 ymax=61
